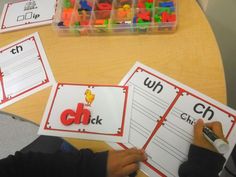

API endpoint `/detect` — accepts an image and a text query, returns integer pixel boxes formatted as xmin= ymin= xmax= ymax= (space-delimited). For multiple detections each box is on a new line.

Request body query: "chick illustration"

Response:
xmin=85 ymin=89 xmax=95 ymax=106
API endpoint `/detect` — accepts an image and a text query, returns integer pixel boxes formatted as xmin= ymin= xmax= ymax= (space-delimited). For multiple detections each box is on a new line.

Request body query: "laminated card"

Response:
xmin=0 ymin=32 xmax=55 ymax=109
xmin=109 ymin=62 xmax=236 ymax=177
xmin=0 ymin=0 xmax=57 ymax=33
xmin=38 ymin=83 xmax=133 ymax=143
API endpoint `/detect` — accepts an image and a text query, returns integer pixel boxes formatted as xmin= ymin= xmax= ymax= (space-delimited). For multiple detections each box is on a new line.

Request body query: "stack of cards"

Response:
xmin=38 ymin=62 xmax=236 ymax=177
xmin=1 ymin=33 xmax=236 ymax=177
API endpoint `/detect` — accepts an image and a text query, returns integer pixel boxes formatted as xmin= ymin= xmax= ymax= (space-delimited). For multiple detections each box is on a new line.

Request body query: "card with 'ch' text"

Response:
xmin=38 ymin=83 xmax=133 ymax=143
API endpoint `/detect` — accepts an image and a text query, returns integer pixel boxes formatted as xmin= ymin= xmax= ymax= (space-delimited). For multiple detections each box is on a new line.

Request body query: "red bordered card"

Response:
xmin=109 ymin=62 xmax=236 ymax=177
xmin=0 ymin=0 xmax=57 ymax=33
xmin=38 ymin=83 xmax=133 ymax=143
xmin=0 ymin=32 xmax=55 ymax=109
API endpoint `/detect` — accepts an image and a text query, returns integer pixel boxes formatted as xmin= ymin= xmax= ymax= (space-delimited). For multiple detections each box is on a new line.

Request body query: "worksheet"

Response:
xmin=0 ymin=32 xmax=55 ymax=109
xmin=38 ymin=83 xmax=133 ymax=143
xmin=0 ymin=0 xmax=57 ymax=33
xmin=109 ymin=62 xmax=236 ymax=177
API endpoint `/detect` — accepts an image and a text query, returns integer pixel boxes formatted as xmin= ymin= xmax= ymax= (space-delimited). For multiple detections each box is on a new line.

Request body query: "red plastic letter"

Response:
xmin=60 ymin=109 xmax=76 ymax=125
xmin=74 ymin=103 xmax=91 ymax=125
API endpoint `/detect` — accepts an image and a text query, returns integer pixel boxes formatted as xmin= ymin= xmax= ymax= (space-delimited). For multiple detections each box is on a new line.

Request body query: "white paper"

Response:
xmin=0 ymin=32 xmax=55 ymax=109
xmin=38 ymin=83 xmax=133 ymax=143
xmin=0 ymin=0 xmax=57 ymax=33
xmin=109 ymin=62 xmax=236 ymax=177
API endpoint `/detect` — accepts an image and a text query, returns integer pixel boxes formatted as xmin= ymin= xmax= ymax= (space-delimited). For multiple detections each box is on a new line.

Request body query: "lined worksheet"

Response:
xmin=0 ymin=0 xmax=57 ymax=33
xmin=109 ymin=62 xmax=236 ymax=177
xmin=0 ymin=32 xmax=55 ymax=109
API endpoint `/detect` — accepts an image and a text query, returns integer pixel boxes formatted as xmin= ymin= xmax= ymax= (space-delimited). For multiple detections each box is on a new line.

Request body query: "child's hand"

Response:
xmin=107 ymin=148 xmax=147 ymax=177
xmin=194 ymin=119 xmax=226 ymax=152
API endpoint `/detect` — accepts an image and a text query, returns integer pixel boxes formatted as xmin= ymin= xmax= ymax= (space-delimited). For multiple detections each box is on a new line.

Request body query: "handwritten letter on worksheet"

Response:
xmin=0 ymin=32 xmax=55 ymax=109
xmin=109 ymin=62 xmax=236 ymax=177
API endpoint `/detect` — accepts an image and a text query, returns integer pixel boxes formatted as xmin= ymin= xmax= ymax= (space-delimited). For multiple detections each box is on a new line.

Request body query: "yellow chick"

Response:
xmin=85 ymin=89 xmax=95 ymax=106
xmin=123 ymin=4 xmax=130 ymax=11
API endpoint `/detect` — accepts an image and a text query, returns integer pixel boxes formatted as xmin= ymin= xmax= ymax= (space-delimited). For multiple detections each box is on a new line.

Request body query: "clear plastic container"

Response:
xmin=53 ymin=0 xmax=177 ymax=35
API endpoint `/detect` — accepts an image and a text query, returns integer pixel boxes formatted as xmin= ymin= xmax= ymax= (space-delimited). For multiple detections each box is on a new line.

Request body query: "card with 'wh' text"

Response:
xmin=38 ymin=83 xmax=133 ymax=143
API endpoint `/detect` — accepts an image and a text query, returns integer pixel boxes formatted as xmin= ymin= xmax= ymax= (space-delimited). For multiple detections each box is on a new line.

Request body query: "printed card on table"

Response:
xmin=109 ymin=62 xmax=236 ymax=177
xmin=0 ymin=0 xmax=57 ymax=33
xmin=38 ymin=83 xmax=133 ymax=143
xmin=0 ymin=32 xmax=55 ymax=109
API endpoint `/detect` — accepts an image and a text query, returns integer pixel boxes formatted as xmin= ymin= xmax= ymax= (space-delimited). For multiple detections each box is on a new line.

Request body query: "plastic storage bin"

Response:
xmin=53 ymin=0 xmax=177 ymax=35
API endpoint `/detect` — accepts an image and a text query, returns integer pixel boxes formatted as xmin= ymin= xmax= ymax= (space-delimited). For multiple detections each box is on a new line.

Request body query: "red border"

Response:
xmin=119 ymin=66 xmax=236 ymax=177
xmin=0 ymin=36 xmax=50 ymax=104
xmin=43 ymin=83 xmax=129 ymax=137
xmin=142 ymin=89 xmax=184 ymax=149
xmin=1 ymin=0 xmax=57 ymax=30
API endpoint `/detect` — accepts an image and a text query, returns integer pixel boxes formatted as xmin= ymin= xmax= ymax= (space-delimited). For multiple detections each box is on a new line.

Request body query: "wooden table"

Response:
xmin=0 ymin=0 xmax=226 ymax=176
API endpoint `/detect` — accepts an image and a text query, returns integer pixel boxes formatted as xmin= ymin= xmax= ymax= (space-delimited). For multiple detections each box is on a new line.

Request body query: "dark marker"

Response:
xmin=203 ymin=126 xmax=229 ymax=154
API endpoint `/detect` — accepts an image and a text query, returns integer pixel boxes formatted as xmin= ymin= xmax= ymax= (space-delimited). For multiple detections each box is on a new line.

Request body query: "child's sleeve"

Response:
xmin=178 ymin=144 xmax=226 ymax=177
xmin=0 ymin=149 xmax=108 ymax=177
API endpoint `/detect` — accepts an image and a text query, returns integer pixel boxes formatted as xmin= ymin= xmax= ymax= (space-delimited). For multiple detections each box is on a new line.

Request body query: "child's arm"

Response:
xmin=0 ymin=149 xmax=108 ymax=177
xmin=0 ymin=148 xmax=146 ymax=177
xmin=178 ymin=119 xmax=226 ymax=177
